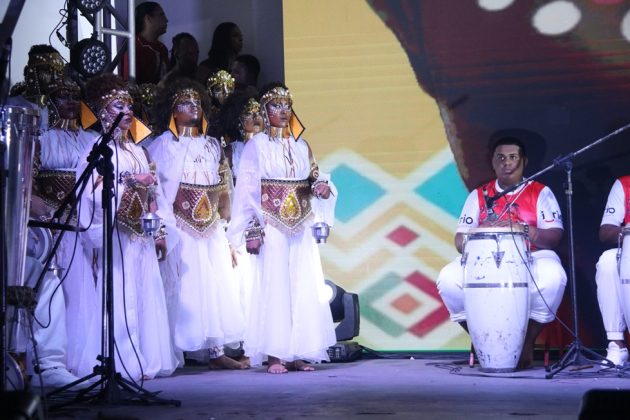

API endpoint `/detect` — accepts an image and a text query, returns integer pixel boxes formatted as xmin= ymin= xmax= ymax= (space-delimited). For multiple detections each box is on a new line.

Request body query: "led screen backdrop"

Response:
xmin=284 ymin=0 xmax=630 ymax=351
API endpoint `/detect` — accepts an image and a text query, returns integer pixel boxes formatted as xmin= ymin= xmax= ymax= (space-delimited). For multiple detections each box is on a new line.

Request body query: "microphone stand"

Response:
xmin=1 ymin=140 xmax=7 ymax=392
xmin=44 ymin=113 xmax=180 ymax=407
xmin=487 ymin=123 xmax=630 ymax=378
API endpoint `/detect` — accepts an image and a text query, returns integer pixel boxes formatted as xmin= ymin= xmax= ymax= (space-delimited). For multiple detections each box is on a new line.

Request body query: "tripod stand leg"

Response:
xmin=546 ymin=339 xmax=614 ymax=379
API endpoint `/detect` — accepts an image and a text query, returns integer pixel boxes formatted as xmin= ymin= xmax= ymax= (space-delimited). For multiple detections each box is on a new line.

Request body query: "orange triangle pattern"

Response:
xmin=130 ymin=116 xmax=152 ymax=144
xmin=289 ymin=111 xmax=305 ymax=140
xmin=80 ymin=101 xmax=97 ymax=129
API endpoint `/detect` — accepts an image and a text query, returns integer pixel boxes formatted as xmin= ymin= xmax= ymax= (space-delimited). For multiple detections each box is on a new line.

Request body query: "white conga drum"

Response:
xmin=616 ymin=227 xmax=630 ymax=333
xmin=463 ymin=226 xmax=531 ymax=372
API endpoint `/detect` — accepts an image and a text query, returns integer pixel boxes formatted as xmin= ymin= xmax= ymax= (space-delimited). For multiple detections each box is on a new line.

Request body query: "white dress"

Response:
xmin=227 ymin=132 xmax=337 ymax=366
xmin=77 ymin=135 xmax=179 ymax=380
xmin=37 ymin=127 xmax=99 ymax=376
xmin=148 ymin=132 xmax=245 ymax=361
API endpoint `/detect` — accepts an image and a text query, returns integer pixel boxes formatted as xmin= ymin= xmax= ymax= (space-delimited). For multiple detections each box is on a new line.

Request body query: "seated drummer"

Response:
xmin=436 ymin=136 xmax=567 ymax=369
xmin=594 ymin=177 xmax=630 ymax=366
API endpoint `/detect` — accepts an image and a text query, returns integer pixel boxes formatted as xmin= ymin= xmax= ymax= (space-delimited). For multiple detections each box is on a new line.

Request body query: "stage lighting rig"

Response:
xmin=73 ymin=0 xmax=106 ymax=16
xmin=70 ymin=36 xmax=110 ymax=77
xmin=324 ymin=279 xmax=362 ymax=362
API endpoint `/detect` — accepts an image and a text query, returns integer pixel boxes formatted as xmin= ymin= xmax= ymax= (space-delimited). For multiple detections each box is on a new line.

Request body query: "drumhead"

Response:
xmin=26 ymin=226 xmax=53 ymax=264
xmin=467 ymin=224 xmax=526 ymax=234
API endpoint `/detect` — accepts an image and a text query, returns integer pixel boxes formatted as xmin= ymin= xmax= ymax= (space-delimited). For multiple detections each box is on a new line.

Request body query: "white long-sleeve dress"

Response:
xmin=148 ymin=131 xmax=244 ymax=362
xmin=227 ymin=132 xmax=337 ymax=366
xmin=36 ymin=127 xmax=99 ymax=376
xmin=77 ymin=135 xmax=178 ymax=380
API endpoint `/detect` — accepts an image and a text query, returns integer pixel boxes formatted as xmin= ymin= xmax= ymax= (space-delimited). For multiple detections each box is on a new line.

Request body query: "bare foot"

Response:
xmin=239 ymin=355 xmax=251 ymax=368
xmin=208 ymin=355 xmax=249 ymax=370
xmin=266 ymin=356 xmax=288 ymax=374
xmin=287 ymin=360 xmax=315 ymax=372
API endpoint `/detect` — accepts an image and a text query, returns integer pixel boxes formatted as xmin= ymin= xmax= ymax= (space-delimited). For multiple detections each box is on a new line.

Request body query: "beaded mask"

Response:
xmin=260 ymin=86 xmax=305 ymax=140
xmin=47 ymin=78 xmax=81 ymax=127
xmin=238 ymin=98 xmax=262 ymax=140
xmin=169 ymin=88 xmax=207 ymax=138
xmin=23 ymin=51 xmax=65 ymax=105
xmin=206 ymin=70 xmax=235 ymax=106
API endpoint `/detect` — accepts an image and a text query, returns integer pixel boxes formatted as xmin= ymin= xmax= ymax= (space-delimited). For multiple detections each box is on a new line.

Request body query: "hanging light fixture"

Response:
xmin=73 ymin=0 xmax=106 ymax=15
xmin=70 ymin=36 xmax=110 ymax=77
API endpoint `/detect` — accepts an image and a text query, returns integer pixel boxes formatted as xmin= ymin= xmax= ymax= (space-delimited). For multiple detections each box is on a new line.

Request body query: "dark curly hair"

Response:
xmin=84 ymin=72 xmax=128 ymax=113
xmin=219 ymin=92 xmax=255 ymax=141
xmin=152 ymin=77 xmax=211 ymax=134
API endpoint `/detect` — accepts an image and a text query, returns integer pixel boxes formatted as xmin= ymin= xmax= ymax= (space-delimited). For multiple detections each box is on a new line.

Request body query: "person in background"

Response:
xmin=231 ymin=54 xmax=260 ymax=97
xmin=205 ymin=69 xmax=235 ymax=139
xmin=196 ymin=22 xmax=243 ymax=86
xmin=8 ymin=44 xmax=65 ymax=129
xmin=125 ymin=1 xmax=169 ymax=85
xmin=159 ymin=33 xmax=200 ymax=88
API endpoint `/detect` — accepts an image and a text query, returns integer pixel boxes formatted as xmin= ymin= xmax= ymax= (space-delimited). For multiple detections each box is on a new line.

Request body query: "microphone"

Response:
xmin=483 ymin=186 xmax=498 ymax=222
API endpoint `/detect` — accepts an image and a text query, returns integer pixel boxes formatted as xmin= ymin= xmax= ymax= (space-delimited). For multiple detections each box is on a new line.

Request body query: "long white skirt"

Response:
xmin=57 ymin=233 xmax=100 ymax=377
xmin=82 ymin=233 xmax=178 ymax=380
xmin=244 ymin=224 xmax=336 ymax=366
xmin=160 ymin=224 xmax=245 ymax=357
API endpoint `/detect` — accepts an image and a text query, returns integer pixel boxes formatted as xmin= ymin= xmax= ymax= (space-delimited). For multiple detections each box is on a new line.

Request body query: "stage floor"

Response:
xmin=40 ymin=353 xmax=630 ymax=419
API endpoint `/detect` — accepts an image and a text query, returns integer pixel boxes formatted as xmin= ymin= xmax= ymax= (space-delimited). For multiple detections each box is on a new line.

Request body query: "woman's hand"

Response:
xmin=314 ymin=183 xmax=331 ymax=199
xmin=155 ymin=238 xmax=167 ymax=261
xmin=230 ymin=244 xmax=239 ymax=268
xmin=134 ymin=172 xmax=158 ymax=187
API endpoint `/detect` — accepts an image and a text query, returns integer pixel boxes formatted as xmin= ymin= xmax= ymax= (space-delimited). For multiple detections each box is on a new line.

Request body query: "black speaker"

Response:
xmin=579 ymin=389 xmax=630 ymax=420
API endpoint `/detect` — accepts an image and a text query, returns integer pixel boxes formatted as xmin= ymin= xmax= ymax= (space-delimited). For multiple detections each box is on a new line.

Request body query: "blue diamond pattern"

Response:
xmin=415 ymin=161 xmax=468 ymax=218
xmin=331 ymin=164 xmax=385 ymax=222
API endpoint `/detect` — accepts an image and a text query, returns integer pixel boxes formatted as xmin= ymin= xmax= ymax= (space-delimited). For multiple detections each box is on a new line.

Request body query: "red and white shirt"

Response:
xmin=456 ymin=179 xmax=563 ymax=233
xmin=600 ymin=175 xmax=630 ymax=227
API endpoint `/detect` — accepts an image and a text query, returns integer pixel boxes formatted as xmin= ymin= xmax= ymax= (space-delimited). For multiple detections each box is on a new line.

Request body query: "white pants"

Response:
xmin=595 ymin=249 xmax=626 ymax=341
xmin=436 ymin=249 xmax=567 ymax=324
xmin=23 ymin=257 xmax=68 ymax=374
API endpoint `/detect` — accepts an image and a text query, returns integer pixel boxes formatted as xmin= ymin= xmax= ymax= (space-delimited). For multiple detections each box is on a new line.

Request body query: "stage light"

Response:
xmin=73 ymin=0 xmax=106 ymax=15
xmin=70 ymin=37 xmax=110 ymax=78
xmin=324 ymin=279 xmax=360 ymax=342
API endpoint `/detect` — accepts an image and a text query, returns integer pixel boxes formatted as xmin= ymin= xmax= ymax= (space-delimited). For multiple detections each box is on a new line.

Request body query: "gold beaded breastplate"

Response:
xmin=260 ymin=179 xmax=313 ymax=235
xmin=36 ymin=169 xmax=76 ymax=216
xmin=173 ymin=182 xmax=226 ymax=238
xmin=117 ymin=185 xmax=150 ymax=237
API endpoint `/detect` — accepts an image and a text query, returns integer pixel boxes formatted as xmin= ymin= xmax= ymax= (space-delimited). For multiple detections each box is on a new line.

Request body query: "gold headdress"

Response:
xmin=244 ymin=97 xmax=261 ymax=114
xmin=47 ymin=78 xmax=81 ymax=129
xmin=259 ymin=86 xmax=304 ymax=141
xmin=27 ymin=52 xmax=65 ymax=73
xmin=206 ymin=70 xmax=235 ymax=91
xmin=23 ymin=52 xmax=66 ymax=106
xmin=81 ymin=87 xmax=150 ymax=144
xmin=169 ymin=88 xmax=208 ymax=138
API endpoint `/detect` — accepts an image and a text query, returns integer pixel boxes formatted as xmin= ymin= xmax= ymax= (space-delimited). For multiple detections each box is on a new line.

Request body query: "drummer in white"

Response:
xmin=594 ymin=176 xmax=630 ymax=366
xmin=436 ymin=137 xmax=567 ymax=369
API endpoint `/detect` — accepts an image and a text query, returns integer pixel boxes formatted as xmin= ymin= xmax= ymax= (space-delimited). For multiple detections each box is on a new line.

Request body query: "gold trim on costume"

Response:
xmin=117 ymin=184 xmax=150 ymax=237
xmin=261 ymin=179 xmax=313 ymax=235
xmin=36 ymin=169 xmax=76 ymax=213
xmin=173 ymin=182 xmax=226 ymax=237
